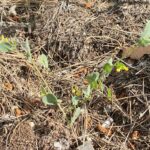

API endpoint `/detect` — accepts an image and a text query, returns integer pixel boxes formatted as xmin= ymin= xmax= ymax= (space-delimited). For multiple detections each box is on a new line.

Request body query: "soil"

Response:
xmin=0 ymin=0 xmax=150 ymax=150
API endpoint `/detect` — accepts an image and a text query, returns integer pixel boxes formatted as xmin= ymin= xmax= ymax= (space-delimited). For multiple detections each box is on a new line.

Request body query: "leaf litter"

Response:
xmin=0 ymin=0 xmax=150 ymax=150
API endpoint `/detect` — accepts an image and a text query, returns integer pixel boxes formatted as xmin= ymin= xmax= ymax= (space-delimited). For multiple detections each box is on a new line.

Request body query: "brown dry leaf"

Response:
xmin=76 ymin=67 xmax=88 ymax=74
xmin=84 ymin=116 xmax=92 ymax=129
xmin=84 ymin=0 xmax=96 ymax=9
xmin=97 ymin=124 xmax=112 ymax=136
xmin=11 ymin=16 xmax=20 ymax=22
xmin=85 ymin=2 xmax=93 ymax=8
xmin=28 ymin=97 xmax=43 ymax=108
xmin=72 ymin=67 xmax=88 ymax=78
xmin=122 ymin=45 xmax=150 ymax=60
xmin=83 ymin=79 xmax=88 ymax=85
xmin=131 ymin=131 xmax=140 ymax=140
xmin=14 ymin=108 xmax=22 ymax=117
xmin=72 ymin=73 xmax=81 ymax=78
xmin=3 ymin=82 xmax=13 ymax=91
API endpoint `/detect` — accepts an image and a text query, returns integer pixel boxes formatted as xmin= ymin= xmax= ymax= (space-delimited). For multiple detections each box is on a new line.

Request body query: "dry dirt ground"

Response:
xmin=0 ymin=0 xmax=150 ymax=150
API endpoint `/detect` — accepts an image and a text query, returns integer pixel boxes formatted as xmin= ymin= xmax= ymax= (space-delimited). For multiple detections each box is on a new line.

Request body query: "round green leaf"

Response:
xmin=42 ymin=93 xmax=58 ymax=105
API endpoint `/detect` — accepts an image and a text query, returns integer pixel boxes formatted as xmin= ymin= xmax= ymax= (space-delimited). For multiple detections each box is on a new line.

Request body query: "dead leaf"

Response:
xmin=131 ymin=131 xmax=140 ymax=140
xmin=3 ymin=82 xmax=13 ymax=91
xmin=76 ymin=67 xmax=88 ymax=74
xmin=72 ymin=67 xmax=88 ymax=78
xmin=14 ymin=107 xmax=22 ymax=117
xmin=10 ymin=16 xmax=19 ymax=22
xmin=84 ymin=116 xmax=92 ymax=129
xmin=84 ymin=0 xmax=96 ymax=8
xmin=83 ymin=79 xmax=88 ymax=85
xmin=122 ymin=45 xmax=150 ymax=60
xmin=72 ymin=73 xmax=80 ymax=78
xmin=97 ymin=124 xmax=112 ymax=136
xmin=28 ymin=97 xmax=43 ymax=107
xmin=85 ymin=2 xmax=93 ymax=8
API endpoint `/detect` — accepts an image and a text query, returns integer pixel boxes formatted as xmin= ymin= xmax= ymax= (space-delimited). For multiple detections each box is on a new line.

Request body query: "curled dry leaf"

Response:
xmin=122 ymin=45 xmax=150 ymax=60
xmin=83 ymin=79 xmax=89 ymax=85
xmin=131 ymin=131 xmax=140 ymax=140
xmin=84 ymin=0 xmax=96 ymax=8
xmin=15 ymin=107 xmax=22 ymax=117
xmin=3 ymin=82 xmax=13 ymax=91
xmin=97 ymin=124 xmax=112 ymax=136
xmin=72 ymin=67 xmax=88 ymax=78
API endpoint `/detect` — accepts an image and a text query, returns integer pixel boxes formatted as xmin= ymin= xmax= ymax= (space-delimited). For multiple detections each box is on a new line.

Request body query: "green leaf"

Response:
xmin=42 ymin=93 xmax=58 ymax=105
xmin=114 ymin=61 xmax=128 ymax=72
xmin=86 ymin=72 xmax=99 ymax=89
xmin=0 ymin=36 xmax=16 ymax=52
xmin=21 ymin=38 xmax=32 ymax=61
xmin=103 ymin=58 xmax=113 ymax=75
xmin=72 ymin=96 xmax=80 ymax=106
xmin=38 ymin=54 xmax=49 ymax=69
xmin=40 ymin=87 xmax=47 ymax=97
xmin=138 ymin=38 xmax=150 ymax=47
xmin=140 ymin=20 xmax=150 ymax=39
xmin=107 ymin=87 xmax=113 ymax=101
xmin=70 ymin=107 xmax=81 ymax=126
xmin=86 ymin=72 xmax=99 ymax=83
xmin=83 ymin=85 xmax=91 ymax=99
xmin=139 ymin=20 xmax=150 ymax=46
xmin=98 ymin=80 xmax=104 ymax=93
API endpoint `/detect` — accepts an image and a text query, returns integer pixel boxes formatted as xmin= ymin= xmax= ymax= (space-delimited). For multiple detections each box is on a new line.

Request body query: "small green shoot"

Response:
xmin=107 ymin=87 xmax=113 ymax=101
xmin=0 ymin=35 xmax=16 ymax=52
xmin=40 ymin=88 xmax=66 ymax=118
xmin=42 ymin=93 xmax=58 ymax=105
xmin=38 ymin=54 xmax=49 ymax=69
xmin=103 ymin=58 xmax=113 ymax=75
xmin=86 ymin=72 xmax=99 ymax=89
xmin=72 ymin=96 xmax=80 ymax=107
xmin=70 ymin=107 xmax=82 ymax=127
xmin=138 ymin=20 xmax=150 ymax=46
xmin=21 ymin=38 xmax=32 ymax=61
xmin=83 ymin=85 xmax=91 ymax=99
xmin=98 ymin=80 xmax=104 ymax=93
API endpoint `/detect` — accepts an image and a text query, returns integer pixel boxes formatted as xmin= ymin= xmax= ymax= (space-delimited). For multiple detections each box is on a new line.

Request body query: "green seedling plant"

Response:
xmin=102 ymin=58 xmax=129 ymax=100
xmin=38 ymin=54 xmax=49 ymax=69
xmin=40 ymin=87 xmax=66 ymax=118
xmin=20 ymin=38 xmax=66 ymax=118
xmin=21 ymin=38 xmax=49 ymax=69
xmin=71 ymin=58 xmax=128 ymax=106
xmin=21 ymin=38 xmax=32 ymax=62
xmin=70 ymin=72 xmax=104 ymax=126
xmin=0 ymin=35 xmax=17 ymax=52
xmin=138 ymin=20 xmax=150 ymax=46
